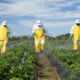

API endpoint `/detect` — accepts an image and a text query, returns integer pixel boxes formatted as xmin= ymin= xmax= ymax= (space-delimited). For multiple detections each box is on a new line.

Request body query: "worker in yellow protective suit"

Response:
xmin=32 ymin=20 xmax=47 ymax=52
xmin=0 ymin=21 xmax=10 ymax=54
xmin=70 ymin=20 xmax=80 ymax=50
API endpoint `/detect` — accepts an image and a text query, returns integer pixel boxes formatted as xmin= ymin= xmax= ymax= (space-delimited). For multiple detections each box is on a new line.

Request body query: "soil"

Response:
xmin=36 ymin=53 xmax=60 ymax=80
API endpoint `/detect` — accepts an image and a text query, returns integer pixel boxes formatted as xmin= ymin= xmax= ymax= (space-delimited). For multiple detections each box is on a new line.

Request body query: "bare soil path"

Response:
xmin=36 ymin=53 xmax=60 ymax=80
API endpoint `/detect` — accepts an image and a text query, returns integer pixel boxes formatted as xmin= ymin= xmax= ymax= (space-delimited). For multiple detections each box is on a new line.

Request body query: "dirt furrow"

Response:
xmin=36 ymin=53 xmax=60 ymax=80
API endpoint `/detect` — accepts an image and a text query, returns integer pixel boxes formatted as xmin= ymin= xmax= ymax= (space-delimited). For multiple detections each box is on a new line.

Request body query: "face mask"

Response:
xmin=4 ymin=25 xmax=7 ymax=27
xmin=76 ymin=24 xmax=80 ymax=26
xmin=38 ymin=24 xmax=42 ymax=27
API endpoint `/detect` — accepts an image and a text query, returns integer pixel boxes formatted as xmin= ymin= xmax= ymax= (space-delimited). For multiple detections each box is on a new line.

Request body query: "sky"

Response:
xmin=0 ymin=0 xmax=80 ymax=37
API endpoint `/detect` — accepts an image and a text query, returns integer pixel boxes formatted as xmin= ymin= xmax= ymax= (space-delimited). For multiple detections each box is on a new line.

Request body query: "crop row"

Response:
xmin=51 ymin=49 xmax=80 ymax=79
xmin=0 ymin=45 xmax=37 ymax=80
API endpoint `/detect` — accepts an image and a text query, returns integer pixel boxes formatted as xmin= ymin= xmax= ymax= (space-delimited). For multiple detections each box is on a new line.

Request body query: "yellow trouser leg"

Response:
xmin=41 ymin=40 xmax=45 ymax=51
xmin=74 ymin=41 xmax=78 ymax=50
xmin=0 ymin=42 xmax=3 ymax=54
xmin=1 ymin=41 xmax=7 ymax=54
xmin=41 ymin=43 xmax=45 ymax=51
xmin=35 ymin=43 xmax=40 ymax=52
xmin=78 ymin=43 xmax=80 ymax=50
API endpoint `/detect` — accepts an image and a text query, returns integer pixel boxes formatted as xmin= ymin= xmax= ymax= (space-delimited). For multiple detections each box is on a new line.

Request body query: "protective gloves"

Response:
xmin=7 ymin=30 xmax=11 ymax=34
xmin=33 ymin=32 xmax=35 ymax=36
xmin=70 ymin=34 xmax=73 ymax=37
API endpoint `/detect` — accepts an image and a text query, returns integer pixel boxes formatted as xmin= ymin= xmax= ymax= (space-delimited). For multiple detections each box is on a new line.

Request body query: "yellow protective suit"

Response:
xmin=0 ymin=26 xmax=8 ymax=54
xmin=34 ymin=29 xmax=45 ymax=52
xmin=73 ymin=25 xmax=80 ymax=50
xmin=33 ymin=23 xmax=46 ymax=52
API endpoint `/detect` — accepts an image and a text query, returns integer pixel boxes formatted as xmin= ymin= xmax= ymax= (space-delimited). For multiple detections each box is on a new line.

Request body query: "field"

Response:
xmin=46 ymin=39 xmax=80 ymax=80
xmin=0 ymin=37 xmax=80 ymax=80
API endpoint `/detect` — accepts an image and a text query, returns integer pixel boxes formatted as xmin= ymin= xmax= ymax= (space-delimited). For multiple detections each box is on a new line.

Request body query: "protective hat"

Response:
xmin=75 ymin=20 xmax=80 ymax=24
xmin=1 ymin=21 xmax=7 ymax=26
xmin=36 ymin=20 xmax=42 ymax=25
